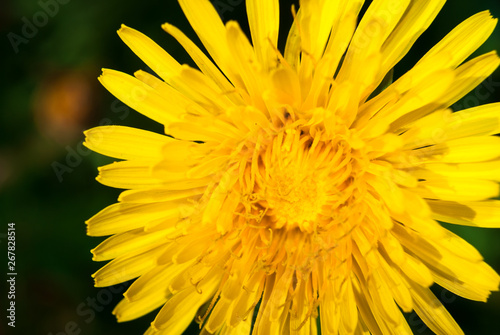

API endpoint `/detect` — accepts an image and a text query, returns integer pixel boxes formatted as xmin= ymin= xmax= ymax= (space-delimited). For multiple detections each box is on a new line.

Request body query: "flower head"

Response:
xmin=85 ymin=0 xmax=500 ymax=334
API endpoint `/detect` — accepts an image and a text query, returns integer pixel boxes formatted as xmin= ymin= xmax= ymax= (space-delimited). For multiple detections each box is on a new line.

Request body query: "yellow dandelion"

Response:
xmin=84 ymin=0 xmax=500 ymax=334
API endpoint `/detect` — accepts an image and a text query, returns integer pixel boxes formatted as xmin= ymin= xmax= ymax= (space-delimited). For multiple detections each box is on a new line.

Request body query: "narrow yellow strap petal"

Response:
xmin=396 ymin=220 xmax=499 ymax=291
xmin=269 ymin=67 xmax=302 ymax=108
xmin=92 ymin=245 xmax=166 ymax=287
xmin=408 ymin=282 xmax=464 ymax=335
xmin=161 ymin=22 xmax=238 ymax=99
xmin=205 ymin=298 xmax=232 ymax=333
xmin=427 ymin=199 xmax=500 ymax=228
xmin=340 ymin=278 xmax=359 ymax=333
xmin=437 ymin=230 xmax=483 ymax=263
xmin=433 ymin=271 xmax=496 ymax=302
xmin=125 ymin=263 xmax=190 ymax=302
xmin=338 ymin=0 xmax=410 ymax=88
xmin=99 ymin=69 xmax=180 ymax=125
xmin=365 ymin=174 xmax=405 ymax=214
xmin=222 ymin=309 xmax=253 ymax=335
xmin=413 ymin=178 xmax=499 ymax=202
xmin=152 ymin=270 xmax=220 ymax=332
xmin=368 ymin=271 xmax=402 ymax=326
xmin=84 ymin=125 xmax=171 ymax=161
xmin=417 ymin=160 xmax=500 ymax=181
xmin=377 ymin=256 xmax=413 ymax=313
xmin=414 ymin=136 xmax=500 ymax=163
xmin=362 ymin=70 xmax=455 ymax=138
xmin=226 ymin=21 xmax=266 ymax=111
xmin=389 ymin=12 xmax=497 ymax=96
xmin=351 ymin=277 xmax=384 ymax=335
xmin=284 ymin=14 xmax=301 ymax=70
xmin=86 ymin=201 xmax=185 ymax=236
xmin=118 ymin=187 xmax=205 ymax=203
xmin=113 ymin=292 xmax=167 ymax=322
xmin=177 ymin=65 xmax=235 ymax=112
xmin=178 ymin=0 xmax=237 ymax=84
xmin=400 ymin=104 xmax=500 ymax=149
xmin=441 ymin=51 xmax=500 ymax=108
xmin=381 ymin=0 xmax=446 ymax=75
xmin=229 ymin=272 xmax=264 ymax=327
xmin=299 ymin=0 xmax=351 ymax=64
xmin=97 ymin=160 xmax=171 ymax=190
xmin=133 ymin=69 xmax=210 ymax=117
xmin=118 ymin=25 xmax=181 ymax=82
xmin=400 ymin=255 xmax=434 ymax=288
xmin=246 ymin=0 xmax=279 ymax=71
xmin=91 ymin=228 xmax=173 ymax=261
xmin=323 ymin=0 xmax=364 ymax=76
xmin=319 ymin=283 xmax=340 ymax=334
xmin=418 ymin=11 xmax=497 ymax=70
xmin=165 ymin=120 xmax=230 ymax=142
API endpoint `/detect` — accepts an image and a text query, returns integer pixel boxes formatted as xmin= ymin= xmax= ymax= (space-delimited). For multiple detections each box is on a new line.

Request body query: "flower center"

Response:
xmin=265 ymin=163 xmax=328 ymax=233
xmin=238 ymin=125 xmax=358 ymax=234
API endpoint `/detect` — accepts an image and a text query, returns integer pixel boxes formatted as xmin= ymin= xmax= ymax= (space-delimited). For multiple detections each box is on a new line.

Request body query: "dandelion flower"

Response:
xmin=85 ymin=0 xmax=500 ymax=334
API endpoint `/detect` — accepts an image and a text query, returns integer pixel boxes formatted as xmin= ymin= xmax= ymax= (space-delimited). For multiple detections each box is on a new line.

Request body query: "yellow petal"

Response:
xmin=413 ymin=178 xmax=499 ymax=201
xmin=427 ymin=199 xmax=500 ymax=227
xmin=92 ymin=245 xmax=166 ymax=287
xmin=362 ymin=70 xmax=455 ymax=137
xmin=340 ymin=278 xmax=359 ymax=333
xmin=113 ymin=294 xmax=166 ymax=322
xmin=269 ymin=67 xmax=302 ymax=108
xmin=440 ymin=51 xmax=500 ymax=108
xmin=395 ymin=221 xmax=500 ymax=292
xmin=178 ymin=0 xmax=237 ymax=84
xmin=417 ymin=160 xmax=500 ymax=181
xmin=118 ymin=187 xmax=205 ymax=203
xmin=408 ymin=282 xmax=464 ymax=335
xmin=125 ymin=263 xmax=190 ymax=302
xmin=117 ymin=25 xmax=181 ymax=82
xmin=338 ymin=0 xmax=410 ymax=92
xmin=377 ymin=255 xmax=413 ymax=313
xmin=99 ymin=69 xmax=180 ymax=125
xmin=246 ymin=0 xmax=279 ymax=71
xmin=97 ymin=160 xmax=166 ymax=189
xmin=365 ymin=173 xmax=405 ymax=214
xmin=161 ymin=22 xmax=238 ymax=100
xmin=165 ymin=120 xmax=230 ymax=142
xmin=152 ymin=269 xmax=220 ymax=332
xmin=413 ymin=136 xmax=500 ymax=163
xmin=133 ymin=69 xmax=211 ymax=117
xmin=84 ymin=126 xmax=170 ymax=161
xmin=91 ymin=228 xmax=174 ymax=261
xmin=381 ymin=0 xmax=446 ymax=75
xmin=417 ymin=11 xmax=497 ymax=70
xmin=322 ymin=0 xmax=365 ymax=78
xmin=368 ymin=271 xmax=402 ymax=326
xmin=205 ymin=298 xmax=232 ymax=333
xmin=220 ymin=309 xmax=253 ymax=335
xmin=86 ymin=201 xmax=186 ymax=236
xmin=400 ymin=104 xmax=500 ymax=149
xmin=432 ymin=271 xmax=496 ymax=302
xmin=225 ymin=21 xmax=266 ymax=111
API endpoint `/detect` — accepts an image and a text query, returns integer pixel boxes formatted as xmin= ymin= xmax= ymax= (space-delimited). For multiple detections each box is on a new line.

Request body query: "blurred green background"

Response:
xmin=1 ymin=0 xmax=500 ymax=334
